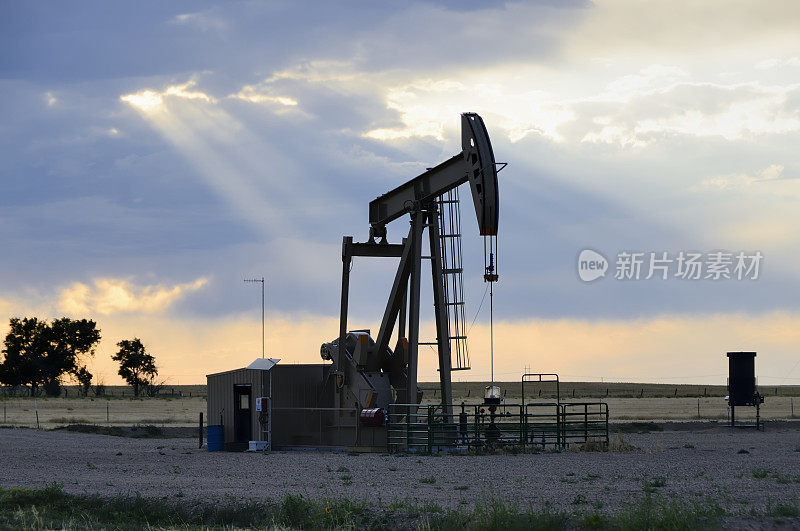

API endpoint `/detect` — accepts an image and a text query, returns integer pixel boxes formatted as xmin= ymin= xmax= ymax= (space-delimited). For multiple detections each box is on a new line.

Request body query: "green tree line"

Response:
xmin=0 ymin=317 xmax=159 ymax=397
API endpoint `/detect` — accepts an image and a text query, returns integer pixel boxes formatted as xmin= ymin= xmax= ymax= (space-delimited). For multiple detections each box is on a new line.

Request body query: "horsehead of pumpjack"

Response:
xmin=461 ymin=112 xmax=499 ymax=239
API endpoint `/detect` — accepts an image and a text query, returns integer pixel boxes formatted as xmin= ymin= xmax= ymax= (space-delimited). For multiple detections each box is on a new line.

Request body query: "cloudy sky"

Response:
xmin=2 ymin=0 xmax=799 ymax=385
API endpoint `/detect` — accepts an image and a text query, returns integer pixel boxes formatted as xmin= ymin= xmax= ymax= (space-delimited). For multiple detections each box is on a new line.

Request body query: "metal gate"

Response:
xmin=387 ymin=401 xmax=608 ymax=453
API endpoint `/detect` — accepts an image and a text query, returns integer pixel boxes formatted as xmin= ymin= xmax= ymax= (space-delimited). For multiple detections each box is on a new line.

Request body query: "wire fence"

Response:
xmin=0 ymin=385 xmax=206 ymax=400
xmin=1 ymin=395 xmax=798 ymax=429
xmin=0 ymin=396 xmax=206 ymax=428
xmin=436 ymin=383 xmax=800 ymax=400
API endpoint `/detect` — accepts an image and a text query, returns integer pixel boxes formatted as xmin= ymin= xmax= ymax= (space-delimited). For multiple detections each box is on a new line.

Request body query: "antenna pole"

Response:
xmin=261 ymin=277 xmax=265 ymax=359
xmin=244 ymin=277 xmax=266 ymax=359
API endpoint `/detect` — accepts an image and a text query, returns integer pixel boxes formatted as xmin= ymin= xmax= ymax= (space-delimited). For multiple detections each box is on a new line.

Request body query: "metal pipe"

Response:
xmin=339 ymin=237 xmax=352 ymax=372
xmin=407 ymin=211 xmax=424 ymax=407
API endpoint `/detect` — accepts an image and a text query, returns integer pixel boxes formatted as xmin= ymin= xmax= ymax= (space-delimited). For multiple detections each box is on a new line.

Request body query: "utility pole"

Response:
xmin=244 ymin=277 xmax=265 ymax=358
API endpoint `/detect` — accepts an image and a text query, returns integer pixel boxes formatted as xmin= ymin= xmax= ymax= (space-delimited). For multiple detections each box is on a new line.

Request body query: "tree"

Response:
xmin=0 ymin=317 xmax=100 ymax=396
xmin=46 ymin=318 xmax=99 ymax=395
xmin=112 ymin=338 xmax=158 ymax=397
xmin=74 ymin=366 xmax=93 ymax=397
xmin=0 ymin=318 xmax=47 ymax=394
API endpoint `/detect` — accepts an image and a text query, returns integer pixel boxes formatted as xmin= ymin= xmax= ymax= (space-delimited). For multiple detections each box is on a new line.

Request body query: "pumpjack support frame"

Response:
xmin=335 ymin=113 xmax=500 ymax=418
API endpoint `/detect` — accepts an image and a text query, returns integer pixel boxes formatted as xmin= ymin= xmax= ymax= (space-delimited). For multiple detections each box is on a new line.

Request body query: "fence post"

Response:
xmin=697 ymin=398 xmax=700 ymax=419
xmin=106 ymin=403 xmax=109 ymax=423
xmin=584 ymin=403 xmax=588 ymax=442
xmin=406 ymin=405 xmax=411 ymax=452
xmin=427 ymin=407 xmax=433 ymax=454
xmin=792 ymin=398 xmax=794 ymax=418
xmin=199 ymin=412 xmax=203 ymax=449
xmin=473 ymin=404 xmax=480 ymax=447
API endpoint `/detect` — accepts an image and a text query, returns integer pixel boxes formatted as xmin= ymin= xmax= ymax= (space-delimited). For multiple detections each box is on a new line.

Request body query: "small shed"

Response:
xmin=207 ymin=359 xmax=338 ymax=450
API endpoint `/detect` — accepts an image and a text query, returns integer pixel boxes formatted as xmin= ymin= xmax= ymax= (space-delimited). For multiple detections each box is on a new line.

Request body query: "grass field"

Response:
xmin=441 ymin=380 xmax=800 ymax=400
xmin=1 ymin=382 xmax=798 ymax=427
xmin=0 ymin=396 xmax=206 ymax=427
xmin=0 ymin=483 xmax=740 ymax=530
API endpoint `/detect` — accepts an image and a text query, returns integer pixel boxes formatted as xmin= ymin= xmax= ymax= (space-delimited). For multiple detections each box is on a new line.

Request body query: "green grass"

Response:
xmin=643 ymin=477 xmax=667 ymax=493
xmin=0 ymin=484 xmax=375 ymax=530
xmin=613 ymin=495 xmax=724 ymax=530
xmin=768 ymin=502 xmax=800 ymax=518
xmin=752 ymin=468 xmax=772 ymax=479
xmin=0 ymin=484 xmax=742 ymax=530
xmin=751 ymin=468 xmax=800 ymax=484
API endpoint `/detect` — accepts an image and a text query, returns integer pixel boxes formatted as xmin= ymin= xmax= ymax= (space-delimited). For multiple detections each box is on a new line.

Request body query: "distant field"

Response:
xmin=0 ymin=396 xmax=206 ymax=428
xmin=22 ymin=385 xmax=209 ymax=399
xmin=2 ymin=381 xmax=799 ymax=427
xmin=25 ymin=381 xmax=800 ymax=400
xmin=428 ymin=380 xmax=800 ymax=400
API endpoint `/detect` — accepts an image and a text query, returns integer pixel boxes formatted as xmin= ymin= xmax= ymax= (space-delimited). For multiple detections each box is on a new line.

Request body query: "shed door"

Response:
xmin=233 ymin=385 xmax=252 ymax=443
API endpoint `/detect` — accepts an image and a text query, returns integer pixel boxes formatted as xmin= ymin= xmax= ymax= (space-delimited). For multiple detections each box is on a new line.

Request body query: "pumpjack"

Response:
xmin=320 ymin=113 xmax=501 ymax=418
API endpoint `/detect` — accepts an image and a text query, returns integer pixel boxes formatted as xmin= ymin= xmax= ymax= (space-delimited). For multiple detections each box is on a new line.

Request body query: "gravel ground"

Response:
xmin=1 ymin=423 xmax=799 ymax=516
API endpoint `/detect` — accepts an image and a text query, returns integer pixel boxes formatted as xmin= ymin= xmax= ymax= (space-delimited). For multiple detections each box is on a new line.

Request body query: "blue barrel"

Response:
xmin=207 ymin=425 xmax=224 ymax=452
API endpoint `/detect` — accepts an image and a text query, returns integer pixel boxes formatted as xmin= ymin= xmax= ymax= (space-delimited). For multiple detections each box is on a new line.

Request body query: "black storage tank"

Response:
xmin=727 ymin=351 xmax=757 ymax=406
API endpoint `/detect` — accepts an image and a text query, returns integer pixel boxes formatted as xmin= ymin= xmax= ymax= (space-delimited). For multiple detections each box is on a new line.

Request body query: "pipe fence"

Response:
xmin=387 ymin=401 xmax=609 ymax=453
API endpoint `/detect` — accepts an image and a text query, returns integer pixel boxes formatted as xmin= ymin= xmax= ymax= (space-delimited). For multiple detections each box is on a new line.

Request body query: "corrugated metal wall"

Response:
xmin=206 ymin=368 xmax=270 ymax=445
xmin=270 ymin=364 xmax=352 ymax=447
xmin=207 ymin=364 xmax=364 ymax=448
